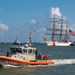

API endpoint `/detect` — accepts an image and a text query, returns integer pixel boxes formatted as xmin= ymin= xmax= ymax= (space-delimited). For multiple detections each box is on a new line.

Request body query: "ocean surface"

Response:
xmin=0 ymin=43 xmax=75 ymax=75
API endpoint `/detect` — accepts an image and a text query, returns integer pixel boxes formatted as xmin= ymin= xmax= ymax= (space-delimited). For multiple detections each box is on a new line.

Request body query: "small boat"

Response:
xmin=13 ymin=36 xmax=21 ymax=45
xmin=2 ymin=42 xmax=7 ymax=44
xmin=70 ymin=41 xmax=75 ymax=46
xmin=0 ymin=32 xmax=54 ymax=66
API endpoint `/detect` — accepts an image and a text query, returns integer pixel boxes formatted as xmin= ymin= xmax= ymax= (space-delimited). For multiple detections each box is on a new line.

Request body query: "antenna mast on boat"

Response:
xmin=29 ymin=31 xmax=32 ymax=45
xmin=15 ymin=36 xmax=17 ymax=40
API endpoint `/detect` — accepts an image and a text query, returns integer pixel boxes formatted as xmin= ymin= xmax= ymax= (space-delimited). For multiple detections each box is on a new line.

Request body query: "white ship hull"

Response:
xmin=46 ymin=41 xmax=71 ymax=46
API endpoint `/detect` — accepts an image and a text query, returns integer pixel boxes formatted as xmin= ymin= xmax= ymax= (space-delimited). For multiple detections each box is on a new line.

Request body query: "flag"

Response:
xmin=69 ymin=29 xmax=75 ymax=36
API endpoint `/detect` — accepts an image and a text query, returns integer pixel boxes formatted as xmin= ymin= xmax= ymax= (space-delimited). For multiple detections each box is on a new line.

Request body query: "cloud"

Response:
xmin=36 ymin=28 xmax=46 ymax=32
xmin=28 ymin=20 xmax=36 ymax=25
xmin=0 ymin=22 xmax=9 ymax=31
xmin=50 ymin=7 xmax=62 ymax=17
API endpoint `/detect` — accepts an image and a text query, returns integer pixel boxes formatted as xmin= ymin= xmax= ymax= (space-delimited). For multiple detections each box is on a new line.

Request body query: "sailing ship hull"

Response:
xmin=46 ymin=41 xmax=71 ymax=46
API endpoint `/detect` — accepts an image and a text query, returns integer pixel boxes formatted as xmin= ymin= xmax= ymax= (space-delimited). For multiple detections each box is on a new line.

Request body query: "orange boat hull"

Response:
xmin=0 ymin=56 xmax=54 ymax=65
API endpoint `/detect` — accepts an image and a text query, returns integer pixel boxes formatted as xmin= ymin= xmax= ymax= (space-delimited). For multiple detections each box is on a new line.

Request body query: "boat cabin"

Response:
xmin=10 ymin=45 xmax=37 ymax=61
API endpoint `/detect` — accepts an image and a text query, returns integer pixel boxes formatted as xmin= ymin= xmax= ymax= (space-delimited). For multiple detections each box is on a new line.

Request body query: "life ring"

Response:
xmin=43 ymin=55 xmax=48 ymax=60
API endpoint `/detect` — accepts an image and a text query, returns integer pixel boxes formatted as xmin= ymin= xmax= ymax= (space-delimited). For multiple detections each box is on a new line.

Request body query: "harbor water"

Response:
xmin=0 ymin=43 xmax=75 ymax=75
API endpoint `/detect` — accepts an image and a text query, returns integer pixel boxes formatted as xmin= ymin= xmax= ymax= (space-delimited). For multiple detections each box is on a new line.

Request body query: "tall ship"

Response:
xmin=43 ymin=15 xmax=71 ymax=46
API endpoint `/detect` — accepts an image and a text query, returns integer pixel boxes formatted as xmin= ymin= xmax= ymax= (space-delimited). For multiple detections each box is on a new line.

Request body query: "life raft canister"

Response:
xmin=43 ymin=55 xmax=48 ymax=60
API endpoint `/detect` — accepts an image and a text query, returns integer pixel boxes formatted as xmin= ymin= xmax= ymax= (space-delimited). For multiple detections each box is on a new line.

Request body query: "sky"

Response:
xmin=0 ymin=0 xmax=75 ymax=43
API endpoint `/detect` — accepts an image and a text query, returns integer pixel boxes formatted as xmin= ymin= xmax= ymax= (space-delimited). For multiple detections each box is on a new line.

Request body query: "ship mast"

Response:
xmin=50 ymin=14 xmax=58 ymax=41
xmin=59 ymin=16 xmax=65 ymax=42
xmin=65 ymin=21 xmax=69 ymax=42
xmin=58 ymin=16 xmax=68 ymax=42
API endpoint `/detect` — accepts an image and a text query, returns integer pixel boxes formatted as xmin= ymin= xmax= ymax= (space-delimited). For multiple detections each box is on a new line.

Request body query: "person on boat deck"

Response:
xmin=6 ymin=51 xmax=10 ymax=57
xmin=37 ymin=53 xmax=42 ymax=60
xmin=35 ymin=49 xmax=38 ymax=59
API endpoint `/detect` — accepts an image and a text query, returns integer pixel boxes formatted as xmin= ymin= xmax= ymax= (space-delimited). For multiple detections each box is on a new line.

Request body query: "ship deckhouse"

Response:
xmin=10 ymin=44 xmax=37 ymax=61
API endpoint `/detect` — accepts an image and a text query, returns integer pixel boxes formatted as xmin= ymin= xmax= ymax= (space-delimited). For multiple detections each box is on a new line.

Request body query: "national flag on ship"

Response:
xmin=69 ymin=29 xmax=75 ymax=36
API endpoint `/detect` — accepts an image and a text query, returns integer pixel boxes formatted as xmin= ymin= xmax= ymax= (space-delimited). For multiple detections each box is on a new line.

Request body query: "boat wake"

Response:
xmin=3 ymin=64 xmax=20 ymax=68
xmin=52 ymin=58 xmax=75 ymax=66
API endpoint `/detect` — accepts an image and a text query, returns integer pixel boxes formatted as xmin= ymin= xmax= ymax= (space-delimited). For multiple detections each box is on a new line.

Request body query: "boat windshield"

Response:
xmin=28 ymin=49 xmax=33 ymax=53
xmin=10 ymin=48 xmax=22 ymax=53
xmin=23 ymin=49 xmax=27 ymax=53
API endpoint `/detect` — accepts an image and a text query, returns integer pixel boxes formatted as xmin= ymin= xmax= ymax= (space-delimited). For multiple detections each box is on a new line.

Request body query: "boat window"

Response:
xmin=33 ymin=50 xmax=35 ymax=53
xmin=28 ymin=49 xmax=32 ymax=53
xmin=23 ymin=49 xmax=27 ymax=53
xmin=10 ymin=48 xmax=22 ymax=53
xmin=33 ymin=49 xmax=36 ymax=53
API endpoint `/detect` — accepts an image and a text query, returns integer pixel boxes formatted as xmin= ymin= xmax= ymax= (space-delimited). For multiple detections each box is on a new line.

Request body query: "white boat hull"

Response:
xmin=46 ymin=41 xmax=71 ymax=46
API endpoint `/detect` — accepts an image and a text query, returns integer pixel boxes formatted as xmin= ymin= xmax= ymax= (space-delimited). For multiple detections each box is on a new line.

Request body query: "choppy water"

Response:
xmin=0 ymin=43 xmax=75 ymax=75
